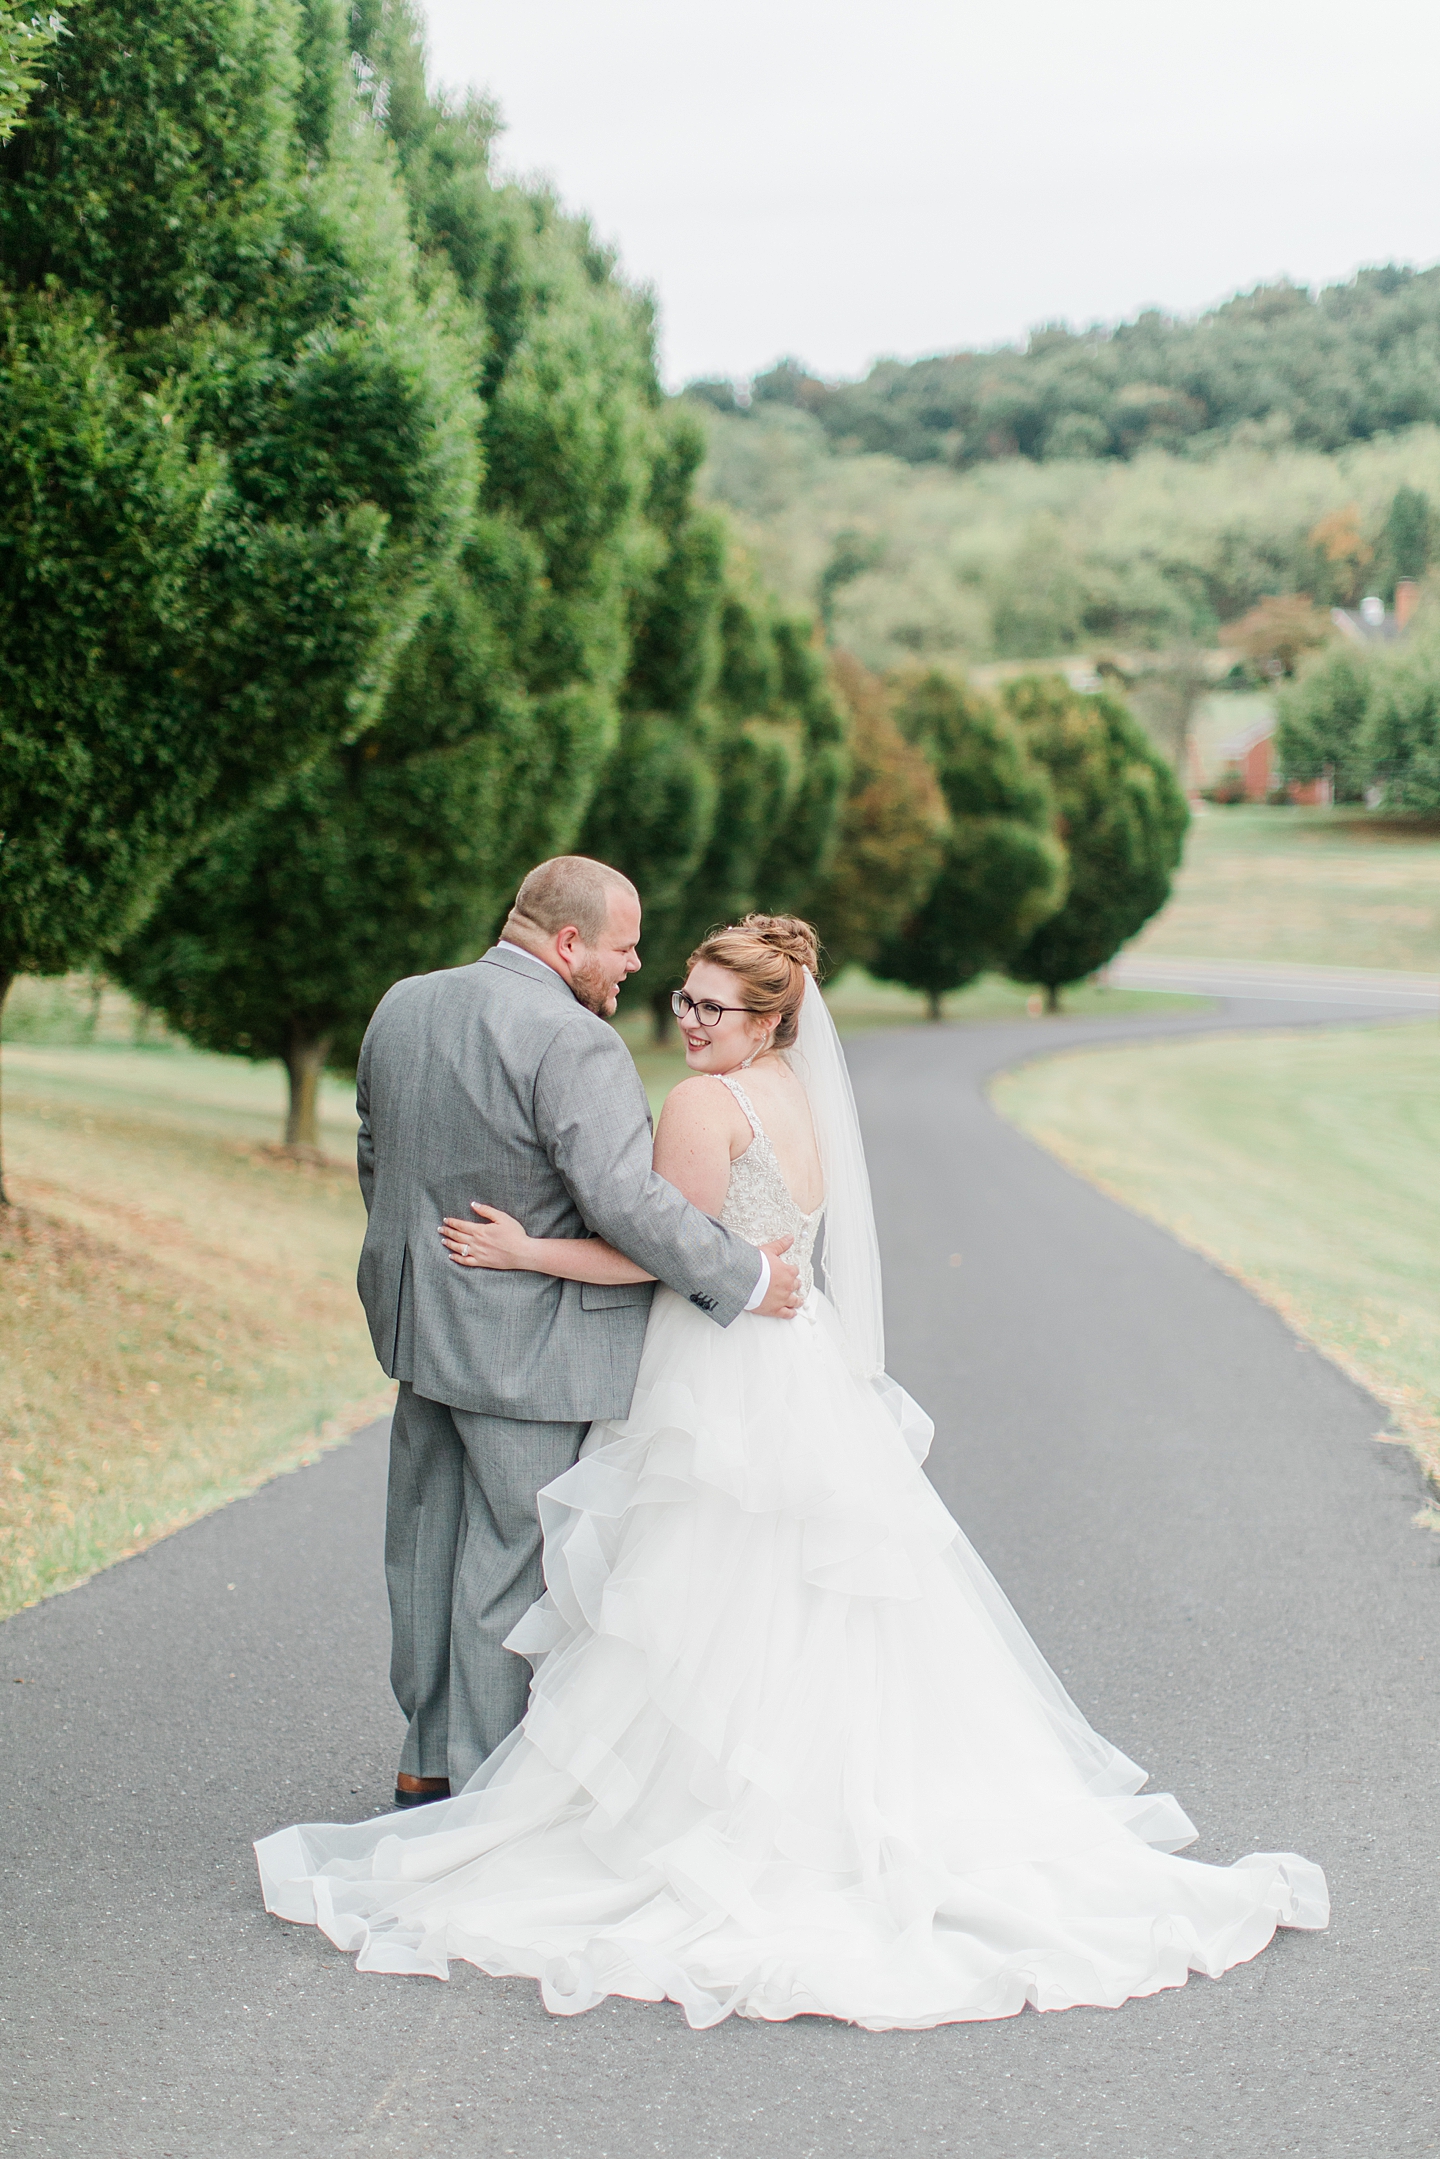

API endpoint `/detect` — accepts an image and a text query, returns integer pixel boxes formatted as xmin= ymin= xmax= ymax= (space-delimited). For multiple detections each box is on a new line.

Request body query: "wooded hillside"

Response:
xmin=688 ymin=267 xmax=1440 ymax=469
xmin=699 ymin=406 xmax=1440 ymax=672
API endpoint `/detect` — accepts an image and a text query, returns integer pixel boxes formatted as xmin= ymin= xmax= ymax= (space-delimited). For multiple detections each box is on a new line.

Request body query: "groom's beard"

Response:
xmin=569 ymin=955 xmax=619 ymax=1018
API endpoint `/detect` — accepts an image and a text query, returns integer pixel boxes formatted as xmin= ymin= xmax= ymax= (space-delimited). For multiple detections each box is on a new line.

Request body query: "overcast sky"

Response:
xmin=420 ymin=0 xmax=1440 ymax=389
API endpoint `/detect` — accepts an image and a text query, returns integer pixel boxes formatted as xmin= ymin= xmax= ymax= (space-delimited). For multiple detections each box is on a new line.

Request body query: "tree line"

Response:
xmin=691 ymin=267 xmax=1440 ymax=469
xmin=699 ymin=390 xmax=1440 ymax=675
xmin=818 ymin=663 xmax=1188 ymax=1018
xmin=0 ymin=0 xmax=1187 ymax=1182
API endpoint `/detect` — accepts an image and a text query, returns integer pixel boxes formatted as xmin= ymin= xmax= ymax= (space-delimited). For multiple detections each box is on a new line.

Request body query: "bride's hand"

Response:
xmin=439 ymin=1203 xmax=535 ymax=1270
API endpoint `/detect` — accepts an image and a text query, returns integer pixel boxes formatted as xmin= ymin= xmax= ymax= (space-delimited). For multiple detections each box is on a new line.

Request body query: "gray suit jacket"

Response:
xmin=355 ymin=946 xmax=762 ymax=1420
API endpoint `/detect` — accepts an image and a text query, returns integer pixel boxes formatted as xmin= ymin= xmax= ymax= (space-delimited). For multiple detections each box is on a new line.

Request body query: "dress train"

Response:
xmin=257 ymin=1285 xmax=1327 ymax=2029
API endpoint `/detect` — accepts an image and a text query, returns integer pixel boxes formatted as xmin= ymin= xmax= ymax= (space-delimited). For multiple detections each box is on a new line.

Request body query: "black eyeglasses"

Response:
xmin=671 ymin=989 xmax=754 ymax=1028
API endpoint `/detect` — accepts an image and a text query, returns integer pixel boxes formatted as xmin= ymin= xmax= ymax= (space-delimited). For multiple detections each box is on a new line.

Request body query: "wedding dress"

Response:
xmin=256 ymin=981 xmax=1327 ymax=2029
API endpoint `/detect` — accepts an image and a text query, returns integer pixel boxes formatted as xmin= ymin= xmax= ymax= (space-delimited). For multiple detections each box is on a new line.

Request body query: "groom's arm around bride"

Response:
xmin=353 ymin=855 xmax=800 ymax=1798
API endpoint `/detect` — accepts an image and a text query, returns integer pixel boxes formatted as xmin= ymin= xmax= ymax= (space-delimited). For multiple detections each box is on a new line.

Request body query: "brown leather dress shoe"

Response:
xmin=393 ymin=1772 xmax=451 ymax=1810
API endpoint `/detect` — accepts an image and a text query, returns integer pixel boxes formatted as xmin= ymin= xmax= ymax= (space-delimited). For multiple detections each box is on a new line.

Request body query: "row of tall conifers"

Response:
xmin=0 ymin=0 xmax=1187 ymax=1160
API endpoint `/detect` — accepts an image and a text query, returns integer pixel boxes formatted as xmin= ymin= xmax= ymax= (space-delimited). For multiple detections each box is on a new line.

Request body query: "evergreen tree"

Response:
xmin=752 ymin=616 xmax=850 ymax=916
xmin=870 ymin=673 xmax=1066 ymax=1018
xmin=576 ymin=387 xmax=849 ymax=1033
xmin=0 ymin=0 xmax=475 ymax=1192
xmin=576 ymin=411 xmax=730 ymax=1012
xmin=1276 ymin=646 xmax=1374 ymax=800
xmin=1002 ymin=676 xmax=1189 ymax=1009
xmin=1359 ymin=646 xmax=1440 ymax=812
xmin=0 ymin=295 xmax=223 ymax=988
xmin=803 ymin=653 xmax=947 ymax=974
xmin=587 ymin=560 xmax=848 ymax=1038
xmin=117 ymin=2 xmax=672 ymax=1144
xmin=111 ymin=1 xmax=846 ymax=1132
xmin=1377 ymin=485 xmax=1432 ymax=600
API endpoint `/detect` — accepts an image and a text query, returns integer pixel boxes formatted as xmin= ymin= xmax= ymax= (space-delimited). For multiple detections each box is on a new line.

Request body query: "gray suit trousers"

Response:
xmin=385 ymin=1384 xmax=587 ymax=1790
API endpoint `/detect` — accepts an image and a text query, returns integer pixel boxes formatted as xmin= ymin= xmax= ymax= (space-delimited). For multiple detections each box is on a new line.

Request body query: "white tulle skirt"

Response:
xmin=256 ymin=1287 xmax=1328 ymax=2029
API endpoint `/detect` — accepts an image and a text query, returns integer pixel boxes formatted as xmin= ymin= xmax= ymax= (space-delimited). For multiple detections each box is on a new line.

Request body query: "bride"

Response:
xmin=256 ymin=915 xmax=1327 ymax=2029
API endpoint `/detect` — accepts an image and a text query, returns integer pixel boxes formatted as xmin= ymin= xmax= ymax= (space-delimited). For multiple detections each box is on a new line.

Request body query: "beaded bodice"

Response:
xmin=715 ymin=1074 xmax=824 ymax=1298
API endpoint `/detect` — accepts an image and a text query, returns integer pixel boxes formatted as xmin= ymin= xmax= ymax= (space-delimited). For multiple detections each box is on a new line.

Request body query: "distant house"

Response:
xmin=1209 ymin=712 xmax=1332 ymax=805
xmin=1331 ymin=579 xmax=1419 ymax=645
xmin=1202 ymin=581 xmax=1420 ymax=802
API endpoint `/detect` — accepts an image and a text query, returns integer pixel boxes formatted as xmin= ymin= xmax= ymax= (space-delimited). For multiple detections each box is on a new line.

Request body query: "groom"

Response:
xmin=355 ymin=856 xmax=802 ymax=1807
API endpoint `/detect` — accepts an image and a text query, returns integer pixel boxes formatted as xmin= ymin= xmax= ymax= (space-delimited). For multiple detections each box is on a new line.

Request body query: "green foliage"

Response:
xmin=586 ymin=538 xmax=848 ymax=1028
xmin=1272 ymin=602 xmax=1440 ymax=811
xmin=114 ymin=0 xmax=691 ymax=1137
xmin=718 ymin=269 xmax=1440 ymax=469
xmin=817 ymin=529 xmax=885 ymax=637
xmin=0 ymin=2 xmax=61 ymax=143
xmin=755 ymin=615 xmax=849 ymax=911
xmin=1276 ymin=647 xmax=1375 ymax=800
xmin=1220 ymin=592 xmax=1333 ymax=679
xmin=0 ymin=293 xmax=224 ymax=979
xmin=700 ymin=404 xmax=1440 ymax=674
xmin=1378 ymin=485 xmax=1431 ymax=598
xmin=683 ymin=377 xmax=743 ymax=417
xmin=1001 ymin=677 xmax=1190 ymax=999
xmin=1300 ymin=503 xmax=1373 ymax=609
xmin=1360 ymin=649 xmax=1440 ymax=813
xmin=578 ymin=412 xmax=728 ymax=959
xmin=750 ymin=357 xmax=828 ymax=418
xmin=1 ymin=0 xmax=305 ymax=327
xmin=116 ymin=533 xmax=644 ymax=1135
xmin=0 ymin=0 xmax=477 ymax=996
xmin=870 ymin=673 xmax=1066 ymax=1013
xmin=803 ymin=653 xmax=947 ymax=973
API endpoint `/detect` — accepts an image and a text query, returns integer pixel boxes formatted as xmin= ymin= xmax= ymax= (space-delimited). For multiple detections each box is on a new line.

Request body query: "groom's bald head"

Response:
xmin=505 ymin=857 xmax=637 ymax=947
xmin=502 ymin=857 xmax=642 ymax=1015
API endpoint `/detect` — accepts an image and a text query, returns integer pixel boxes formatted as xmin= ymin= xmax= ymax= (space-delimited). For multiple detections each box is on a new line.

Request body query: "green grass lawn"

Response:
xmin=1132 ymin=804 xmax=1440 ymax=974
xmin=993 ymin=1021 xmax=1440 ymax=1507
xmin=0 ymin=1039 xmax=390 ymax=1618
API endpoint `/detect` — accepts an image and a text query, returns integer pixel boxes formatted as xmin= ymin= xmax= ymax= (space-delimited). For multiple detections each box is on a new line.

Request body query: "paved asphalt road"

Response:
xmin=4 ymin=988 xmax=1437 ymax=2159
xmin=1108 ymin=955 xmax=1440 ymax=1011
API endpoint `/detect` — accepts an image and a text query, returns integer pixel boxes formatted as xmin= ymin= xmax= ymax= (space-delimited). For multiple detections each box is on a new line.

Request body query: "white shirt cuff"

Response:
xmin=742 ymin=1253 xmax=770 ymax=1312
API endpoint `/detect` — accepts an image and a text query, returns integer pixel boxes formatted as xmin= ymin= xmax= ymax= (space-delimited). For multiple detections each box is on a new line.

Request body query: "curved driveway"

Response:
xmin=4 ymin=983 xmax=1437 ymax=2159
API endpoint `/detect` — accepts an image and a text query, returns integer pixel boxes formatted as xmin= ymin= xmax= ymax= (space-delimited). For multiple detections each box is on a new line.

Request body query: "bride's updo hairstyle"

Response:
xmin=686 ymin=915 xmax=821 ymax=1050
